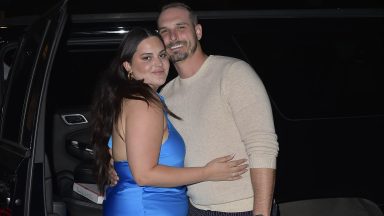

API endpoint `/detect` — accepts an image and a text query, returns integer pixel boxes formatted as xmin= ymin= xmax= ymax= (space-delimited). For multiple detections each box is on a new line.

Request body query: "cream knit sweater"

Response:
xmin=161 ymin=55 xmax=279 ymax=212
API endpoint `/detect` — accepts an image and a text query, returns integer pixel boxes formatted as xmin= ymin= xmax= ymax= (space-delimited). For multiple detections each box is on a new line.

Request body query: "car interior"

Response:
xmin=45 ymin=24 xmax=122 ymax=216
xmin=1 ymin=8 xmax=383 ymax=216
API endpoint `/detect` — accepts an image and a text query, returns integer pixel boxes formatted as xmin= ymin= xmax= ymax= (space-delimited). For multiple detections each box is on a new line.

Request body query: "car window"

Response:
xmin=2 ymin=50 xmax=13 ymax=81
xmin=0 ymin=46 xmax=17 ymax=107
xmin=48 ymin=45 xmax=117 ymax=110
xmin=0 ymin=20 xmax=52 ymax=143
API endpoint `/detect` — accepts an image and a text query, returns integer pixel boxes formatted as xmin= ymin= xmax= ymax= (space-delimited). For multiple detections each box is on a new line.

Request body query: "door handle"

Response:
xmin=61 ymin=114 xmax=88 ymax=125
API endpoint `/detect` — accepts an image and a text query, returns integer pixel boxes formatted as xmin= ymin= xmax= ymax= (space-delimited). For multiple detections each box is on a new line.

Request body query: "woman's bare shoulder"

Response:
xmin=122 ymin=98 xmax=162 ymax=118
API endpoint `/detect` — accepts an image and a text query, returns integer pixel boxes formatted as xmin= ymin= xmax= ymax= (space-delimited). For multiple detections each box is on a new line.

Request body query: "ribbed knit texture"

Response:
xmin=161 ymin=55 xmax=279 ymax=212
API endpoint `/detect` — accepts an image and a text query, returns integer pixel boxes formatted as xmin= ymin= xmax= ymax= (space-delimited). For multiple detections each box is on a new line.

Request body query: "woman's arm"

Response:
xmin=122 ymin=99 xmax=248 ymax=187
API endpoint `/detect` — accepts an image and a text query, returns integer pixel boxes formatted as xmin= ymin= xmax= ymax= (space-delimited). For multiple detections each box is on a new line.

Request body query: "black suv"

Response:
xmin=1 ymin=1 xmax=383 ymax=215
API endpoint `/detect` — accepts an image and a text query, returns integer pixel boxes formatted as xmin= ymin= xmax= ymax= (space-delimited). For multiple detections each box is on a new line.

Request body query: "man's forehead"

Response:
xmin=158 ymin=8 xmax=190 ymax=26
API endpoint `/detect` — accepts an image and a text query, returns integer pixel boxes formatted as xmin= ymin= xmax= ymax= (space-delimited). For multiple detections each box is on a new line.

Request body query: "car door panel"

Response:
xmin=51 ymin=110 xmax=92 ymax=177
xmin=0 ymin=0 xmax=68 ymax=215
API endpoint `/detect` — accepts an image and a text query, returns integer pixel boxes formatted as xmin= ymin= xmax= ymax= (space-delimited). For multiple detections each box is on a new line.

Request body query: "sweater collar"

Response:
xmin=176 ymin=55 xmax=214 ymax=85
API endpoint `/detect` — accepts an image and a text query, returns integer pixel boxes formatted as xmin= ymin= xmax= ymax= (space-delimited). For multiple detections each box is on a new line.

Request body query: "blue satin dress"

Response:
xmin=103 ymin=108 xmax=188 ymax=216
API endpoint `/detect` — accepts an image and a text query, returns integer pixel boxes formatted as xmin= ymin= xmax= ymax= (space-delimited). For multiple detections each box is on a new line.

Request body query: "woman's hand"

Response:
xmin=203 ymin=154 xmax=248 ymax=181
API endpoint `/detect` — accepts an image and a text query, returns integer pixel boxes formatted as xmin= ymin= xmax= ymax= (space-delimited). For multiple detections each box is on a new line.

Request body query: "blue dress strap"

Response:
xmin=107 ymin=137 xmax=112 ymax=149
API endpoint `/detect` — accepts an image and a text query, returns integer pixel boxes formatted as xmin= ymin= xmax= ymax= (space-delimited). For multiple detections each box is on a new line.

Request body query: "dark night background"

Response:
xmin=0 ymin=0 xmax=383 ymax=212
xmin=1 ymin=0 xmax=384 ymax=18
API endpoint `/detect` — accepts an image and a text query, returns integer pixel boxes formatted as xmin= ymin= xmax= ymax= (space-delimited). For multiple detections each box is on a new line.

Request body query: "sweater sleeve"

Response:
xmin=222 ymin=60 xmax=279 ymax=169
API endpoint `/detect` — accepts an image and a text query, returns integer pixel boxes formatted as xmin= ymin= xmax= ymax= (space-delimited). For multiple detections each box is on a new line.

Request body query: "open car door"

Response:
xmin=0 ymin=0 xmax=67 ymax=215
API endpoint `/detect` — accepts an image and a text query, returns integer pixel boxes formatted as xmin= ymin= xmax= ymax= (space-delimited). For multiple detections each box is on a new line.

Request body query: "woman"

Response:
xmin=91 ymin=28 xmax=248 ymax=216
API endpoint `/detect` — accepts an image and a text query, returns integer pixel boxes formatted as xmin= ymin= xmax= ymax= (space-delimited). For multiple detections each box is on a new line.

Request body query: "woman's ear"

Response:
xmin=122 ymin=61 xmax=131 ymax=73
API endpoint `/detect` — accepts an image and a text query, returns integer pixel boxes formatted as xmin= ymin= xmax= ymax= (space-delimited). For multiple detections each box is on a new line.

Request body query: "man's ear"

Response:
xmin=122 ymin=61 xmax=131 ymax=73
xmin=195 ymin=24 xmax=202 ymax=40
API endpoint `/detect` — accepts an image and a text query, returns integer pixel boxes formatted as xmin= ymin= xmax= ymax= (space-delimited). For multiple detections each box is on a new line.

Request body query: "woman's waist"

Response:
xmin=113 ymin=180 xmax=187 ymax=193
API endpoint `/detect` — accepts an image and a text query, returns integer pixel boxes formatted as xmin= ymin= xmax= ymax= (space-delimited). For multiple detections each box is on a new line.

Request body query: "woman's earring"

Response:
xmin=127 ymin=71 xmax=134 ymax=80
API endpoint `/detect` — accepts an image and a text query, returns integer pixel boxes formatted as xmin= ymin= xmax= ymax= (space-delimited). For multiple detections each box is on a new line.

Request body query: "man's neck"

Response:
xmin=174 ymin=51 xmax=208 ymax=79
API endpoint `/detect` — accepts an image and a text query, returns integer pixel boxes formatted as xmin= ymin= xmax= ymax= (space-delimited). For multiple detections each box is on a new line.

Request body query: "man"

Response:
xmin=157 ymin=3 xmax=279 ymax=216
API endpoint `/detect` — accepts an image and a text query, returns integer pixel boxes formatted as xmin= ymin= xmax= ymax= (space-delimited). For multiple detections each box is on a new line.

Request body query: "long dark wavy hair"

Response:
xmin=91 ymin=27 xmax=180 ymax=193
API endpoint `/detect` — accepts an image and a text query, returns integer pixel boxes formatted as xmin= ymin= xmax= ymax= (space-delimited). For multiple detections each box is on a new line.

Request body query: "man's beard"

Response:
xmin=167 ymin=40 xmax=197 ymax=63
xmin=169 ymin=52 xmax=188 ymax=63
